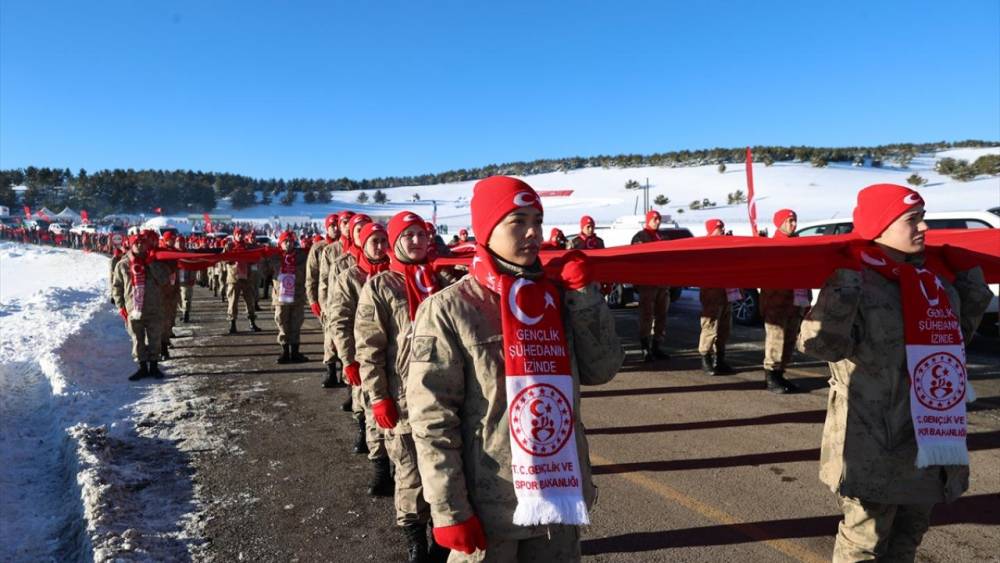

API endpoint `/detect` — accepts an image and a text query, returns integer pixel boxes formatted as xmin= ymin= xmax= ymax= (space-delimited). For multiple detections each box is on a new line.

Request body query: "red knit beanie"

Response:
xmin=645 ymin=210 xmax=661 ymax=226
xmin=580 ymin=215 xmax=595 ymax=230
xmin=324 ymin=213 xmax=339 ymax=229
xmin=773 ymin=209 xmax=796 ymax=229
xmin=470 ymin=176 xmax=543 ymax=244
xmin=705 ymin=219 xmax=724 ymax=235
xmin=338 ymin=210 xmax=356 ymax=224
xmin=347 ymin=213 xmax=372 ymax=241
xmin=387 ymin=211 xmax=425 ymax=248
xmin=852 ymin=184 xmax=924 ymax=240
xmin=278 ymin=230 xmax=295 ymax=245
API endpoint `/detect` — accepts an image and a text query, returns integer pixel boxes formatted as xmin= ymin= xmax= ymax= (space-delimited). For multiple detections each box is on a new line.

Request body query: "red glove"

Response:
xmin=371 ymin=398 xmax=399 ymax=430
xmin=118 ymin=307 xmax=128 ymax=322
xmin=546 ymin=249 xmax=592 ymax=290
xmin=432 ymin=515 xmax=487 ymax=555
xmin=310 ymin=302 xmax=322 ymax=318
xmin=344 ymin=362 xmax=361 ymax=386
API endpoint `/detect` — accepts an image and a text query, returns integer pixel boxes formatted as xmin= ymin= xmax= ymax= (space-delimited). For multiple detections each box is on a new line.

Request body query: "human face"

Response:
xmin=364 ymin=232 xmax=389 ymax=260
xmin=780 ymin=217 xmax=797 ymax=235
xmin=875 ymin=205 xmax=927 ymax=257
xmin=339 ymin=217 xmax=352 ymax=239
xmin=488 ymin=206 xmax=543 ymax=266
xmin=397 ymin=224 xmax=429 ymax=262
xmin=646 ymin=215 xmax=661 ymax=230
xmin=352 ymin=221 xmax=370 ymax=245
xmin=582 ymin=223 xmax=594 ymax=236
xmin=281 ymin=239 xmax=295 ymax=253
xmin=326 ymin=224 xmax=339 ymax=239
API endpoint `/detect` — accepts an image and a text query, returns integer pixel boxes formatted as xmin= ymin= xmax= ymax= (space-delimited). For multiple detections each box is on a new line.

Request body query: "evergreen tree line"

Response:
xmin=1 ymin=140 xmax=996 ymax=217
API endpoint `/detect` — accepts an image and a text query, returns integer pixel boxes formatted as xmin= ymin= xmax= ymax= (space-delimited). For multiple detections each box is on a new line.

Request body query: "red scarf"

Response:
xmin=277 ymin=249 xmax=298 ymax=303
xmin=577 ymin=234 xmax=601 ymax=249
xmin=128 ymin=252 xmax=149 ymax=316
xmin=469 ymin=246 xmax=588 ymax=526
xmin=856 ymin=246 xmax=970 ymax=467
xmin=357 ymin=250 xmax=389 ymax=280
xmin=389 ymin=257 xmax=439 ymax=320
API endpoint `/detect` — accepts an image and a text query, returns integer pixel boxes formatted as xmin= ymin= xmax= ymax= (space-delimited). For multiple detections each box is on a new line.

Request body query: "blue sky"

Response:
xmin=1 ymin=0 xmax=998 ymax=179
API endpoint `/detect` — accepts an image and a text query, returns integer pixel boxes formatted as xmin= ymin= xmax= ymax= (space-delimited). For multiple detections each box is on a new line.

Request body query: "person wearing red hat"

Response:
xmin=223 ymin=234 xmax=262 ymax=335
xmin=355 ymin=211 xmax=458 ymax=561
xmin=318 ymin=211 xmax=356 ymax=388
xmin=330 ymin=220 xmax=394 ymax=495
xmin=112 ymin=232 xmax=172 ymax=380
xmin=697 ymin=219 xmax=737 ymax=376
xmin=541 ymin=227 xmax=567 ymax=250
xmin=157 ymin=232 xmax=182 ymax=360
xmin=798 ymin=184 xmax=991 ymax=563
xmin=325 ymin=213 xmax=373 ymax=409
xmin=449 ymin=228 xmax=471 ymax=248
xmin=758 ymin=209 xmax=806 ymax=393
xmin=263 ymin=231 xmax=311 ymax=364
xmin=630 ymin=210 xmax=671 ymax=361
xmin=569 ymin=215 xmax=604 ymax=250
xmin=174 ymin=235 xmax=197 ymax=324
xmin=306 ymin=213 xmax=346 ymax=387
xmin=406 ymin=176 xmax=624 ymax=561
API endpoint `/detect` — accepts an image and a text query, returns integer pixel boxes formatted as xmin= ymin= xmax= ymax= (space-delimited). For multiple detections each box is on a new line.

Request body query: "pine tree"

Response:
xmin=906 ymin=174 xmax=928 ymax=187
xmin=653 ymin=194 xmax=669 ymax=206
xmin=717 ymin=163 xmax=727 ymax=174
xmin=356 ymin=191 xmax=369 ymax=204
xmin=373 ymin=189 xmax=388 ymax=204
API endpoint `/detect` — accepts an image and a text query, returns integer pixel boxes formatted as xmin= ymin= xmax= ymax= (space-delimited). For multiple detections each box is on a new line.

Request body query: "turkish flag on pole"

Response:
xmin=23 ymin=206 xmax=31 ymax=219
xmin=153 ymin=207 xmax=162 ymax=215
xmin=746 ymin=147 xmax=759 ymax=236
xmin=203 ymin=213 xmax=213 ymax=233
xmin=81 ymin=209 xmax=89 ymax=224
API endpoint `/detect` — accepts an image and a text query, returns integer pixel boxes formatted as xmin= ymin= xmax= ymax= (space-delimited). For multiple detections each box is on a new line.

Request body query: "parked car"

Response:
xmin=732 ymin=210 xmax=999 ymax=330
xmin=606 ymin=227 xmax=694 ymax=308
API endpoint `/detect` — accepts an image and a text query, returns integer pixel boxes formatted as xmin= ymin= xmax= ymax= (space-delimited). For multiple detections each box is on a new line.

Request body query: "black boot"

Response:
xmin=403 ymin=523 xmax=430 ymax=563
xmin=713 ymin=349 xmax=735 ymax=375
xmin=289 ymin=343 xmax=309 ymax=363
xmin=367 ymin=456 xmax=394 ymax=497
xmin=148 ymin=361 xmax=163 ymax=379
xmin=701 ymin=353 xmax=716 ymax=375
xmin=277 ymin=344 xmax=291 ymax=364
xmin=427 ymin=531 xmax=450 ymax=563
xmin=128 ymin=362 xmax=149 ymax=381
xmin=353 ymin=415 xmax=369 ymax=454
xmin=161 ymin=342 xmax=170 ymax=360
xmin=182 ymin=311 xmax=189 ymax=323
xmin=322 ymin=363 xmax=345 ymax=388
xmin=228 ymin=320 xmax=237 ymax=334
xmin=765 ymin=369 xmax=799 ymax=394
xmin=341 ymin=391 xmax=354 ymax=412
xmin=639 ymin=338 xmax=653 ymax=362
xmin=249 ymin=318 xmax=261 ymax=332
xmin=651 ymin=340 xmax=670 ymax=360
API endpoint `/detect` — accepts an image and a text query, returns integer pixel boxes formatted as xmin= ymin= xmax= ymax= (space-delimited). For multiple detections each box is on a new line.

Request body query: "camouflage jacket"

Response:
xmin=699 ymin=287 xmax=729 ymax=317
xmin=760 ymin=288 xmax=810 ymax=321
xmin=329 ymin=264 xmax=367 ymax=365
xmin=406 ymin=274 xmax=624 ymax=540
xmin=266 ymin=249 xmax=309 ymax=305
xmin=112 ymin=255 xmax=171 ymax=319
xmin=797 ymin=265 xmax=991 ymax=504
xmin=305 ymin=239 xmax=331 ymax=306
xmin=355 ymin=268 xmax=459 ymax=435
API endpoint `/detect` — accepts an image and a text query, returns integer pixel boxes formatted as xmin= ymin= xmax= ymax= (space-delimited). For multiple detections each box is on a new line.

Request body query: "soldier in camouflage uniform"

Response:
xmin=329 ymin=218 xmax=393 ymax=497
xmin=630 ymin=210 xmax=671 ymax=361
xmin=797 ymin=185 xmax=991 ymax=563
xmin=760 ymin=209 xmax=807 ymax=393
xmin=224 ymin=232 xmax=261 ymax=334
xmin=158 ymin=231 xmax=181 ymax=360
xmin=306 ymin=213 xmax=344 ymax=387
xmin=266 ymin=231 xmax=310 ymax=363
xmin=698 ymin=219 xmax=735 ymax=376
xmin=112 ymin=231 xmax=171 ymax=380
xmin=325 ymin=212 xmax=365 ymax=410
xmin=407 ymin=177 xmax=624 ymax=561
xmin=319 ymin=211 xmax=355 ymax=387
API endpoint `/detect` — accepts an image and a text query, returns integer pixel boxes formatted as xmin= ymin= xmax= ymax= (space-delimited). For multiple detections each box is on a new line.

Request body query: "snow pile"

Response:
xmin=208 ymin=147 xmax=1000 ymax=236
xmin=0 ymin=243 xmax=206 ymax=561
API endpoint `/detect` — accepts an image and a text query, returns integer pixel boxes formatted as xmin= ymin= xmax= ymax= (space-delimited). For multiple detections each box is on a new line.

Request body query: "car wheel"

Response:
xmin=732 ymin=289 xmax=761 ymax=326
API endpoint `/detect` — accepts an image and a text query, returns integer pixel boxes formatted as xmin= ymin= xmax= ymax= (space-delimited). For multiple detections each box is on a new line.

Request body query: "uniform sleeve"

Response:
xmin=565 ymin=284 xmax=624 ymax=385
xmin=951 ymin=266 xmax=992 ymax=343
xmin=330 ymin=272 xmax=359 ymax=364
xmin=317 ymin=247 xmax=331 ymax=307
xmin=797 ymin=268 xmax=863 ymax=362
xmin=405 ymin=296 xmax=474 ymax=527
xmin=112 ymin=262 xmax=126 ymax=309
xmin=355 ymin=282 xmax=391 ymax=403
xmin=305 ymin=244 xmax=322 ymax=306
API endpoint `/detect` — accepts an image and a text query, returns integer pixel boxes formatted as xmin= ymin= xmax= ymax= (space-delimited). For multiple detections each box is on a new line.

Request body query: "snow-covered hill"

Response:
xmin=204 ymin=147 xmax=1000 ymax=236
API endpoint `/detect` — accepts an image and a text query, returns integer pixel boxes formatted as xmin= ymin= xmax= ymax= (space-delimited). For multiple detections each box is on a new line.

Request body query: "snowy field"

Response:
xmin=204 ymin=147 xmax=1000 ymax=236
xmin=0 ymin=243 xmax=204 ymax=561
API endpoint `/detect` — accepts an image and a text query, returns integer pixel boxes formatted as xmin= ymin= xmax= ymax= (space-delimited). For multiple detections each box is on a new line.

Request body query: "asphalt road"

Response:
xmin=166 ymin=285 xmax=1000 ymax=562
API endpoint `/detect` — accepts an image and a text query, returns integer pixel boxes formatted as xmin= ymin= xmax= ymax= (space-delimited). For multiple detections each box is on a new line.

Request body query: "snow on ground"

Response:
xmin=207 ymin=147 xmax=1000 ymax=237
xmin=0 ymin=243 xmax=206 ymax=561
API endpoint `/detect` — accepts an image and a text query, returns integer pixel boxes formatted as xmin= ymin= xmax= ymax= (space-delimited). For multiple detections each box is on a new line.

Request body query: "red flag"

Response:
xmin=203 ymin=213 xmax=213 ymax=233
xmin=81 ymin=209 xmax=89 ymax=224
xmin=153 ymin=207 xmax=162 ymax=215
xmin=23 ymin=206 xmax=31 ymax=219
xmin=746 ymin=147 xmax=759 ymax=236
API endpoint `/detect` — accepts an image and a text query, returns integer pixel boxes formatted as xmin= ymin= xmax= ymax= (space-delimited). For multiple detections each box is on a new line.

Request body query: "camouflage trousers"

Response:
xmin=636 ymin=286 xmax=670 ymax=343
xmin=227 ymin=280 xmax=256 ymax=321
xmin=447 ymin=525 xmax=580 ymax=563
xmin=385 ymin=431 xmax=430 ymax=526
xmin=273 ymin=303 xmax=305 ymax=345
xmin=161 ymin=295 xmax=179 ymax=347
xmin=180 ymin=285 xmax=194 ymax=316
xmin=833 ymin=495 xmax=933 ymax=563
xmin=353 ymin=384 xmax=387 ymax=460
xmin=698 ymin=303 xmax=731 ymax=356
xmin=762 ymin=307 xmax=806 ymax=371
xmin=321 ymin=312 xmax=338 ymax=365
xmin=126 ymin=315 xmax=163 ymax=363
